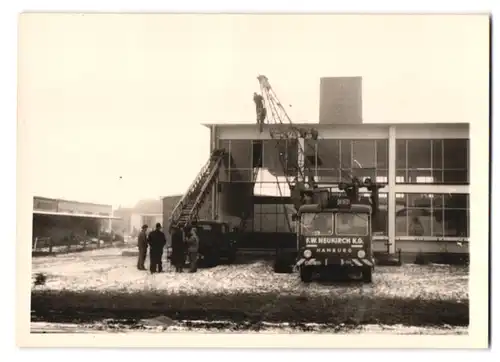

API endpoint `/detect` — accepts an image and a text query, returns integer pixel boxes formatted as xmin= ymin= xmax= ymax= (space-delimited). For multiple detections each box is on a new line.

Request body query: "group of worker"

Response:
xmin=136 ymin=223 xmax=200 ymax=274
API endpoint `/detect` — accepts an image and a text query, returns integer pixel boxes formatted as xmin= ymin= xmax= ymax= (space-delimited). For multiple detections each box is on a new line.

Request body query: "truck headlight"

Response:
xmin=303 ymin=249 xmax=312 ymax=258
xmin=357 ymin=250 xmax=366 ymax=258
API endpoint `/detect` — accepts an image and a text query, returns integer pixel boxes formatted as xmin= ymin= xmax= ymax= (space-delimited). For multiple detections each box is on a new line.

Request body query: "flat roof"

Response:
xmin=33 ymin=210 xmax=121 ymax=220
xmin=34 ymin=196 xmax=112 ymax=208
xmin=202 ymin=122 xmax=469 ymax=129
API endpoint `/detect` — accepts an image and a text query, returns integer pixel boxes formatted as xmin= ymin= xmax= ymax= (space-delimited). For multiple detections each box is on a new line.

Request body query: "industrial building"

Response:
xmin=32 ymin=196 xmax=119 ymax=249
xmin=164 ymin=77 xmax=470 ymax=262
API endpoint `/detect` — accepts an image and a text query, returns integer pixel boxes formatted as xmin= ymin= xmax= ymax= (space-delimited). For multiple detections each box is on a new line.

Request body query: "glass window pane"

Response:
xmin=340 ymin=140 xmax=352 ymax=169
xmin=395 ymin=213 xmax=407 ymax=236
xmin=373 ymin=196 xmax=388 ymax=236
xmin=396 ymin=140 xmax=407 ymax=169
xmin=443 ymin=170 xmax=468 ymax=184
xmin=261 ymin=212 xmax=277 ymax=232
xmin=407 ymin=194 xmax=432 ymax=208
xmin=443 ymin=194 xmax=468 ymax=209
xmin=432 ymin=169 xmax=443 ymax=183
xmin=432 ymin=140 xmax=443 ymax=169
xmin=376 ymin=169 xmax=388 ymax=184
xmin=229 ymin=169 xmax=253 ymax=182
xmin=407 ymin=208 xmax=432 ymax=236
xmin=277 ymin=214 xmax=290 ymax=232
xmin=408 ymin=169 xmax=434 ymax=183
xmin=444 ymin=209 xmax=468 ymax=237
xmin=263 ymin=140 xmax=282 ymax=172
xmin=376 ymin=140 xmax=389 ymax=169
xmin=443 ymin=139 xmax=468 ymax=169
xmin=396 ymin=169 xmax=407 ymax=183
xmin=317 ymin=139 xmax=341 ymax=169
xmin=407 ymin=140 xmax=432 ymax=169
xmin=352 ymin=140 xmax=376 ymax=169
xmin=432 ymin=194 xmax=444 ymax=209
xmin=253 ymin=213 xmax=261 ymax=231
xmin=229 ymin=140 xmax=252 ymax=169
xmin=432 ymin=208 xmax=445 ymax=237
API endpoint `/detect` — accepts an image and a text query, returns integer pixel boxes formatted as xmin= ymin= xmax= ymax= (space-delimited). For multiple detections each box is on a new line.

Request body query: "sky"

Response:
xmin=17 ymin=13 xmax=489 ymax=208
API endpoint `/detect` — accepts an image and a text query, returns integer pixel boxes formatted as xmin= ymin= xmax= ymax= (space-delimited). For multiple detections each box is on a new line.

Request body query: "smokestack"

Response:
xmin=319 ymin=77 xmax=363 ymax=124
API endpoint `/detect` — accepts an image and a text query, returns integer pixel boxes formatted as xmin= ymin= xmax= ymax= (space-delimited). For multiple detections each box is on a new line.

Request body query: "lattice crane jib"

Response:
xmin=254 ymin=75 xmax=319 ymax=213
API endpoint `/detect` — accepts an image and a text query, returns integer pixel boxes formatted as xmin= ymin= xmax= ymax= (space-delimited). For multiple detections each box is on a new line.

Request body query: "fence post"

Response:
xmin=33 ymin=237 xmax=38 ymax=251
xmin=49 ymin=237 xmax=53 ymax=254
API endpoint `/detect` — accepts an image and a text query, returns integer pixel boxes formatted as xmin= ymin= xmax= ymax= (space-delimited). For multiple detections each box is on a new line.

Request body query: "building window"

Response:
xmin=253 ymin=203 xmax=294 ymax=232
xmin=315 ymin=139 xmax=388 ymax=184
xmin=396 ymin=139 xmax=469 ymax=184
xmin=395 ymin=193 xmax=469 ymax=238
xmin=219 ymin=139 xmax=300 ymax=182
xmin=262 ymin=139 xmax=298 ymax=176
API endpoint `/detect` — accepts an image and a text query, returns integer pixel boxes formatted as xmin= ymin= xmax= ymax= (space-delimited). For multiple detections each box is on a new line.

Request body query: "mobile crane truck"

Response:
xmin=292 ymin=177 xmax=383 ymax=283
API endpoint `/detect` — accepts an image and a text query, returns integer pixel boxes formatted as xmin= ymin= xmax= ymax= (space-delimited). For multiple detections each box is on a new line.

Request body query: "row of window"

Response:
xmin=249 ymin=193 xmax=469 ymax=238
xmin=218 ymin=138 xmax=469 ymax=184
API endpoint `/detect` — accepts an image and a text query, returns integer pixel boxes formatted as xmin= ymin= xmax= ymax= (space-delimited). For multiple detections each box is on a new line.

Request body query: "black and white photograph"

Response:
xmin=15 ymin=11 xmax=490 ymax=348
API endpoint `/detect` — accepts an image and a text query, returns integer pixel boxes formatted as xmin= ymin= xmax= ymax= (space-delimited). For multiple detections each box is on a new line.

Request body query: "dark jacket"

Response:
xmin=171 ymin=230 xmax=185 ymax=252
xmin=186 ymin=233 xmax=199 ymax=253
xmin=171 ymin=229 xmax=185 ymax=263
xmin=138 ymin=230 xmax=148 ymax=249
xmin=147 ymin=229 xmax=167 ymax=251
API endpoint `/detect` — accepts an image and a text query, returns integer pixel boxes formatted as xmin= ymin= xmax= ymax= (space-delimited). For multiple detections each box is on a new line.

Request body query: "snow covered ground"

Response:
xmin=32 ymin=247 xmax=468 ymax=301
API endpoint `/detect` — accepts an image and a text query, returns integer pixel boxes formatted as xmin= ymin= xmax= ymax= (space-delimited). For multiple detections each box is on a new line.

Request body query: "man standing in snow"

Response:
xmin=186 ymin=227 xmax=200 ymax=273
xmin=147 ymin=223 xmax=167 ymax=273
xmin=171 ymin=226 xmax=186 ymax=272
xmin=137 ymin=224 xmax=148 ymax=270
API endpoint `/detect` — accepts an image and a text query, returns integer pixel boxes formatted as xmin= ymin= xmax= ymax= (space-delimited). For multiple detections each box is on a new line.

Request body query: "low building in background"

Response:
xmin=113 ymin=198 xmax=181 ymax=237
xmin=32 ymin=196 xmax=121 ymax=251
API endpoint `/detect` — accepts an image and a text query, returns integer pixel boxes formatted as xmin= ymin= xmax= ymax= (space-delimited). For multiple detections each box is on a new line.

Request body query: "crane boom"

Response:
xmin=255 ymin=75 xmax=319 ymax=211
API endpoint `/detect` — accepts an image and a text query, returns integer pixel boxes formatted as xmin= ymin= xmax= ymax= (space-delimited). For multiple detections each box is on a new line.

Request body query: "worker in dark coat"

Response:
xmin=186 ymin=227 xmax=200 ymax=273
xmin=147 ymin=223 xmax=167 ymax=273
xmin=171 ymin=226 xmax=186 ymax=272
xmin=253 ymin=92 xmax=267 ymax=130
xmin=137 ymin=224 xmax=148 ymax=270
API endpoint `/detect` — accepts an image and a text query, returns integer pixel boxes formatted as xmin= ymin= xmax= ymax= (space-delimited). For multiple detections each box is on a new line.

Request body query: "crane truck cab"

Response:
xmin=285 ymin=177 xmax=382 ymax=283
xmin=295 ymin=200 xmax=374 ymax=283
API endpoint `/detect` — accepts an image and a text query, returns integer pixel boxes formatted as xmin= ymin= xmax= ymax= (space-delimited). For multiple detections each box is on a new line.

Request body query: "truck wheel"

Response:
xmin=362 ymin=267 xmax=373 ymax=283
xmin=300 ymin=266 xmax=313 ymax=283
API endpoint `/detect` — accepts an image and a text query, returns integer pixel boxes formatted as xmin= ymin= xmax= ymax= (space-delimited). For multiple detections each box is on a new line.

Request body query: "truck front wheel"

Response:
xmin=300 ymin=266 xmax=313 ymax=283
xmin=362 ymin=267 xmax=373 ymax=283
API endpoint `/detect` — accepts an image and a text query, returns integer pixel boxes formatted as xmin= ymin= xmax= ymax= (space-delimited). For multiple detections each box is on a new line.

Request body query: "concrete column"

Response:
xmin=388 ymin=126 xmax=397 ymax=254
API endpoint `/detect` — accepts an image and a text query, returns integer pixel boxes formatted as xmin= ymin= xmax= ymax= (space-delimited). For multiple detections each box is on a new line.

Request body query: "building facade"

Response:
xmin=204 ymin=122 xmax=469 ymax=257
xmin=32 ymin=196 xmax=116 ymax=245
xmin=113 ymin=198 xmax=166 ymax=236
